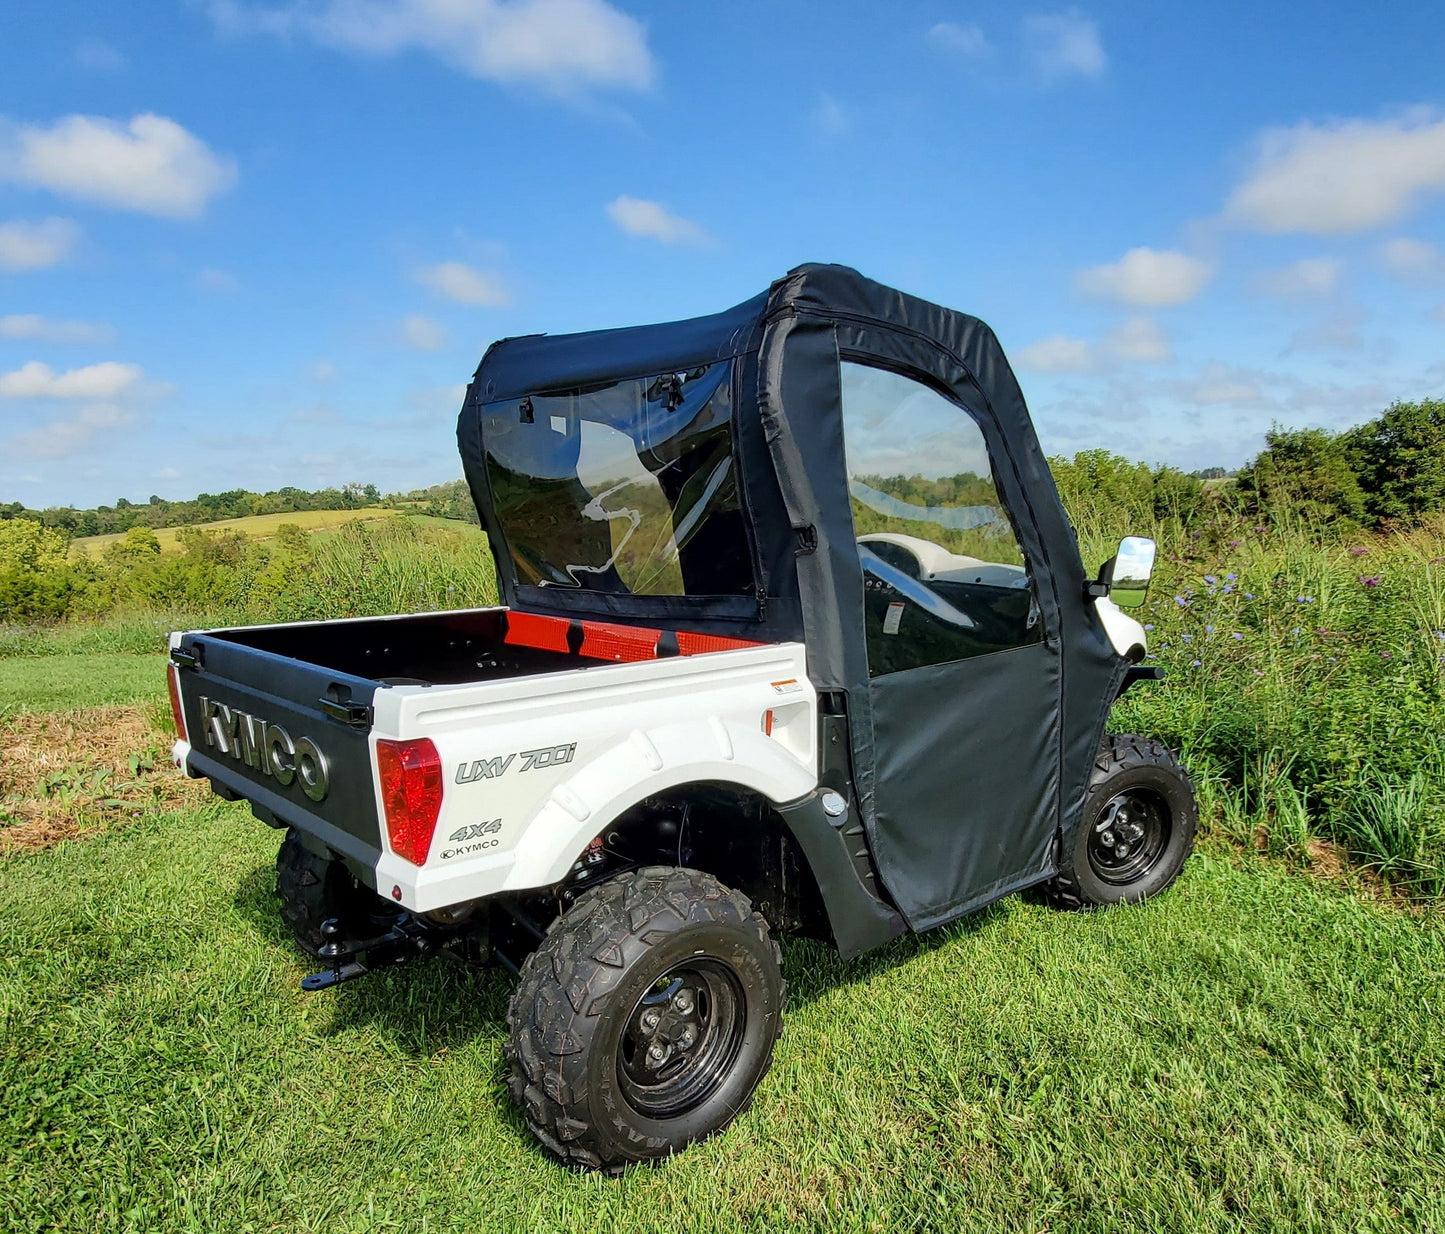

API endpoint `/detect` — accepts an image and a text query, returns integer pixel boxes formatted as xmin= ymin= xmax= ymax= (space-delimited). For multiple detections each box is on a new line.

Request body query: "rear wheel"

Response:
xmin=505 ymin=866 xmax=785 ymax=1172
xmin=1047 ymin=735 xmax=1196 ymax=908
xmin=275 ymin=829 xmax=376 ymax=956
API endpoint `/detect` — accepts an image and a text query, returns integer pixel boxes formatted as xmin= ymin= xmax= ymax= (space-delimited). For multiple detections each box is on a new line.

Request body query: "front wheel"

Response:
xmin=1046 ymin=734 xmax=1197 ymax=909
xmin=505 ymin=866 xmax=785 ymax=1172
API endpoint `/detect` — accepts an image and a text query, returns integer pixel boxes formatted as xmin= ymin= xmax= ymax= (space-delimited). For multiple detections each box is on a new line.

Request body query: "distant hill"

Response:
xmin=2 ymin=479 xmax=481 ymax=539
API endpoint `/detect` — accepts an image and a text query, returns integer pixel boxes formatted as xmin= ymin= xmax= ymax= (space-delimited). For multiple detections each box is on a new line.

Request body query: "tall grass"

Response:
xmin=1091 ymin=507 xmax=1445 ymax=897
xmin=5 ymin=500 xmax=1444 ymax=898
xmin=0 ymin=517 xmax=499 ymax=657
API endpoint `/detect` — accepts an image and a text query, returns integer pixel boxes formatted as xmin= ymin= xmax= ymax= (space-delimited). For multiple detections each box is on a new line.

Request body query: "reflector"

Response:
xmin=375 ymin=738 xmax=444 ymax=865
xmin=167 ymin=665 xmax=188 ymax=741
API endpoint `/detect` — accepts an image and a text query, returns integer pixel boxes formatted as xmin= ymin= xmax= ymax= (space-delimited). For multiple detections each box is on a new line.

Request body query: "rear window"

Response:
xmin=481 ymin=362 xmax=756 ymax=596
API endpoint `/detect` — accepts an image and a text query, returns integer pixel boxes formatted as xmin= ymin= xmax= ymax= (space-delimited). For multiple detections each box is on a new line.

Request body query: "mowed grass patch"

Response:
xmin=0 ymin=653 xmax=168 ymax=713
xmin=1 ymin=805 xmax=1441 ymax=1233
xmin=70 ymin=509 xmax=397 ymax=556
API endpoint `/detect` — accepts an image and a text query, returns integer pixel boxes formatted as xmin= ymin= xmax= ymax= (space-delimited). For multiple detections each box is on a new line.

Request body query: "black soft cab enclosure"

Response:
xmin=458 ymin=263 xmax=1139 ymax=932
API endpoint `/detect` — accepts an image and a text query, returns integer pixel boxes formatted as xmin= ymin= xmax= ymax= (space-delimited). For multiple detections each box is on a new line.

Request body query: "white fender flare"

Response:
xmin=501 ymin=716 xmax=817 ymax=891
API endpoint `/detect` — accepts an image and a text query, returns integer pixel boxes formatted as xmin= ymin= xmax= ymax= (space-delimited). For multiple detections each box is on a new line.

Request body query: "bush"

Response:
xmin=1236 ymin=425 xmax=1366 ymax=527
xmin=1344 ymin=398 xmax=1445 ymax=523
xmin=0 ymin=519 xmax=74 ymax=620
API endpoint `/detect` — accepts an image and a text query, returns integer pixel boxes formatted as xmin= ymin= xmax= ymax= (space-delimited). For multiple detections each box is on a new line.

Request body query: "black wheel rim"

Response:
xmin=616 ymin=959 xmax=746 ymax=1120
xmin=1087 ymin=788 xmax=1170 ymax=885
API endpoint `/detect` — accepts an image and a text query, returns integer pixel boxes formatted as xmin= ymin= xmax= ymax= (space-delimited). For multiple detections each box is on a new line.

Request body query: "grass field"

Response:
xmin=0 ymin=653 xmax=167 ymax=714
xmin=70 ymin=508 xmax=400 ymax=555
xmin=1 ymin=656 xmax=1443 ymax=1232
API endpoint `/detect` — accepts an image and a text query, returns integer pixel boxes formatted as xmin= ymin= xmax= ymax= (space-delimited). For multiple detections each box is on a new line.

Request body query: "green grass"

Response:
xmin=3 ymin=526 xmax=1444 ymax=1230
xmin=1 ymin=807 xmax=1441 ymax=1233
xmin=0 ymin=653 xmax=168 ymax=713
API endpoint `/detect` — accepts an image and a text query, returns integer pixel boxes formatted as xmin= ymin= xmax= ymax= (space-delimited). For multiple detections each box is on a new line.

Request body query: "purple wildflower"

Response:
xmin=1359 ymin=575 xmax=1381 ymax=588
xmin=1226 ymin=573 xmax=1237 ymax=583
xmin=1204 ymin=575 xmax=1218 ymax=585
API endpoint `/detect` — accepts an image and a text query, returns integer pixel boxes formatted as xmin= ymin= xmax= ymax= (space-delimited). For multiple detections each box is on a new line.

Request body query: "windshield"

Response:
xmin=481 ymin=362 xmax=756 ymax=596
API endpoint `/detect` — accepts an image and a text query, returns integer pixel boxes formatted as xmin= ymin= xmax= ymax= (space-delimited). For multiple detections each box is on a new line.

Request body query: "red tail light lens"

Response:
xmin=167 ymin=665 xmax=188 ymax=740
xmin=375 ymin=738 xmax=444 ymax=866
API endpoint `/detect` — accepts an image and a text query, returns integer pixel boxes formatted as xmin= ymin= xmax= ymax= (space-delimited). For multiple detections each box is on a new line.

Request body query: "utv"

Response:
xmin=168 ymin=263 xmax=1195 ymax=1171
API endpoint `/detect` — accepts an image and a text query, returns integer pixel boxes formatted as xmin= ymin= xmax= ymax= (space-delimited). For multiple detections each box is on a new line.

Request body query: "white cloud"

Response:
xmin=1224 ymin=112 xmax=1445 ymax=235
xmin=606 ymin=195 xmax=708 ymax=245
xmin=1016 ymin=335 xmax=1091 ymax=373
xmin=1076 ymin=247 xmax=1213 ymax=306
xmin=810 ymin=94 xmax=849 ymax=138
xmin=155 ymin=466 xmax=181 ymax=480
xmin=929 ymin=21 xmax=991 ymax=58
xmin=1284 ymin=309 xmax=1365 ymax=355
xmin=415 ymin=261 xmax=509 ymax=306
xmin=402 ymin=314 xmax=449 ymax=351
xmin=0 ymin=113 xmax=237 ymax=219
xmin=1024 ymin=9 xmax=1105 ymax=80
xmin=0 ymin=360 xmax=142 ymax=399
xmin=1435 ymin=304 xmax=1445 ymax=324
xmin=1257 ymin=257 xmax=1341 ymax=299
xmin=1380 ymin=237 xmax=1445 ymax=283
xmin=0 ymin=315 xmax=115 ymax=344
xmin=0 ymin=217 xmax=79 ymax=270
xmin=308 ymin=360 xmax=338 ymax=382
xmin=1016 ymin=318 xmax=1171 ymax=373
xmin=197 ymin=267 xmax=240 ymax=292
xmin=7 ymin=403 xmax=137 ymax=459
xmin=74 ymin=39 xmax=127 ymax=71
xmin=211 ymin=0 xmax=654 ymax=97
xmin=1104 ymin=316 xmax=1172 ymax=363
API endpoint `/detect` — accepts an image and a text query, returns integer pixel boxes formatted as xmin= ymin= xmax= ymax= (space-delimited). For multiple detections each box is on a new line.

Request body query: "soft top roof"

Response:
xmin=470 ymin=263 xmax=1007 ymax=401
xmin=473 ymin=290 xmax=769 ymax=403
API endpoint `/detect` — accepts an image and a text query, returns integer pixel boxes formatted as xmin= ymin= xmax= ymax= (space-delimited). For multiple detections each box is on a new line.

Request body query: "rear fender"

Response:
xmin=504 ymin=716 xmax=816 ymax=890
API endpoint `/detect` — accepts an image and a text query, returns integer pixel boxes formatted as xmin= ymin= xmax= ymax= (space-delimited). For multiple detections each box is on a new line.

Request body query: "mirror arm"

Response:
xmin=1085 ymin=554 xmax=1117 ymax=601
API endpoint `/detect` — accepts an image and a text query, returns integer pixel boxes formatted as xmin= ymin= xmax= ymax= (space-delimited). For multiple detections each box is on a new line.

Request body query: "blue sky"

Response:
xmin=2 ymin=0 xmax=1444 ymax=508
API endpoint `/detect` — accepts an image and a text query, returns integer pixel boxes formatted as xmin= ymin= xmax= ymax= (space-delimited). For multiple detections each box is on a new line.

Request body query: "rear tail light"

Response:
xmin=167 ymin=665 xmax=188 ymax=740
xmin=375 ymin=738 xmax=443 ymax=865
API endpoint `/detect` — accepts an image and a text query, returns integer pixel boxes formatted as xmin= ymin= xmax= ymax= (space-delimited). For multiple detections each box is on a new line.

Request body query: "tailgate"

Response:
xmin=173 ymin=631 xmax=383 ymax=877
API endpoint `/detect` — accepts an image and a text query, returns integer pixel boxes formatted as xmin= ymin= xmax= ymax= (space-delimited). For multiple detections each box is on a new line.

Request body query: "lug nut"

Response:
xmin=1100 ymin=831 xmax=1115 ymax=846
xmin=678 ymin=1026 xmax=697 ymax=1049
xmin=642 ymin=1009 xmax=660 ymax=1031
xmin=673 ymin=990 xmax=694 ymax=1014
xmin=648 ymin=1043 xmax=667 ymax=1063
xmin=1115 ymin=843 xmax=1129 ymax=858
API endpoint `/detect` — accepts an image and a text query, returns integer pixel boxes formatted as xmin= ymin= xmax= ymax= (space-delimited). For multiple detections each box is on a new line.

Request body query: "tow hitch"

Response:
xmin=302 ymin=915 xmax=436 ymax=991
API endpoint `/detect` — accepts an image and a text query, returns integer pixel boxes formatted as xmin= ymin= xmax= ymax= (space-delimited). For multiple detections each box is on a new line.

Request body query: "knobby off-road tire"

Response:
xmin=1047 ymin=734 xmax=1197 ymax=909
xmin=275 ymin=828 xmax=373 ymax=956
xmin=505 ymin=866 xmax=786 ymax=1173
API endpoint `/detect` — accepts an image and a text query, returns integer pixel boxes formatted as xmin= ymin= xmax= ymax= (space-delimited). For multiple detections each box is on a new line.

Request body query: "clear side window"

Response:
xmin=840 ymin=360 xmax=1042 ymax=677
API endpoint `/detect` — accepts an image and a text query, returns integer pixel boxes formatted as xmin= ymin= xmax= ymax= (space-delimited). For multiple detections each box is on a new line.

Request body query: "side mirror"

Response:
xmin=1104 ymin=536 xmax=1157 ymax=608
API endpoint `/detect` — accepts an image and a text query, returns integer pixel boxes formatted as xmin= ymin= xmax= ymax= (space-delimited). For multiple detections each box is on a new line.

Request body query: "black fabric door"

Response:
xmin=839 ymin=359 xmax=1063 ymax=929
